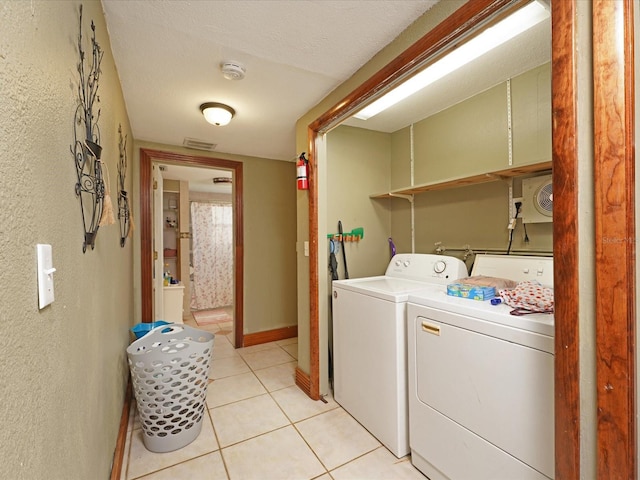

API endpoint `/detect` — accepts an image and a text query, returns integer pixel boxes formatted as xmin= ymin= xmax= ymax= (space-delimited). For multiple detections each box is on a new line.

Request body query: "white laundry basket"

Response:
xmin=126 ymin=324 xmax=214 ymax=453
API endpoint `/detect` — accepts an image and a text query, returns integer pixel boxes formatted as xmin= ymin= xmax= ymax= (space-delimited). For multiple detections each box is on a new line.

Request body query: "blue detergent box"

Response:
xmin=446 ymin=283 xmax=496 ymax=301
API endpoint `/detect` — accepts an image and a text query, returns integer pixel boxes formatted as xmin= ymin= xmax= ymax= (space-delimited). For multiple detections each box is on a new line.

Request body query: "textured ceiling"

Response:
xmin=101 ymin=0 xmax=440 ymax=161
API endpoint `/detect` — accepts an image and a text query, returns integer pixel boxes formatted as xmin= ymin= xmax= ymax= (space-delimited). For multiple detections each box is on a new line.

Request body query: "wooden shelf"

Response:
xmin=370 ymin=161 xmax=552 ymax=199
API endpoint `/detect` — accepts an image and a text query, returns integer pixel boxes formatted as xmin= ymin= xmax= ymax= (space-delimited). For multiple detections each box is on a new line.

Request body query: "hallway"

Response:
xmin=120 ymin=318 xmax=425 ymax=479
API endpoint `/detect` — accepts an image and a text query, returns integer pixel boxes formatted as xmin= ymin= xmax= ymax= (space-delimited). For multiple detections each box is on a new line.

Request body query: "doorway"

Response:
xmin=157 ymin=163 xmax=234 ymax=326
xmin=140 ymin=148 xmax=244 ymax=348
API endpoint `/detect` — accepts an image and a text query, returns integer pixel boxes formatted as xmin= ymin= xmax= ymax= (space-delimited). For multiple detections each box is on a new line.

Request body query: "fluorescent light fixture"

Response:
xmin=200 ymin=102 xmax=235 ymax=126
xmin=353 ymin=0 xmax=550 ymax=120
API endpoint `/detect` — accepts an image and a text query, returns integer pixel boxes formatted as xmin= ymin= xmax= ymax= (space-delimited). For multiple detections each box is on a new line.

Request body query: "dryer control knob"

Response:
xmin=395 ymin=261 xmax=401 ymax=267
xmin=434 ymin=260 xmax=447 ymax=274
xmin=403 ymin=261 xmax=410 ymax=267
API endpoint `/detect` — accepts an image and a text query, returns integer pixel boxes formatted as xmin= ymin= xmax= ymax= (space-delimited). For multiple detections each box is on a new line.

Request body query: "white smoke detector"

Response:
xmin=220 ymin=61 xmax=246 ymax=81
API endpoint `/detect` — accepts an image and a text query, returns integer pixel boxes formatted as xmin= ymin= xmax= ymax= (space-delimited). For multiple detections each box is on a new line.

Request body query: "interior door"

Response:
xmin=153 ymin=164 xmax=164 ymax=320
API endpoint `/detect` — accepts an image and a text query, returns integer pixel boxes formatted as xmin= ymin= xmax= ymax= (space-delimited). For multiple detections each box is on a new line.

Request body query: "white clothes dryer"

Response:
xmin=407 ymin=254 xmax=555 ymax=479
xmin=332 ymin=253 xmax=468 ymax=458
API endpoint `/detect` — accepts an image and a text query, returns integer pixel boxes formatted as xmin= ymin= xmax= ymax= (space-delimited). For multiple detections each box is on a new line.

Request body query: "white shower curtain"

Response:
xmin=190 ymin=201 xmax=233 ymax=310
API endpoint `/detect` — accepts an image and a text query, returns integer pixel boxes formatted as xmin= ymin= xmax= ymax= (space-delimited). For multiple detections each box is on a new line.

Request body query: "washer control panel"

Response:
xmin=385 ymin=254 xmax=468 ymax=284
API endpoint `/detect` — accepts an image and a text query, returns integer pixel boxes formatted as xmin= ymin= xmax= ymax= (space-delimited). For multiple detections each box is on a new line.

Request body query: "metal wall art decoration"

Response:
xmin=71 ymin=4 xmax=104 ymax=253
xmin=117 ymin=124 xmax=131 ymax=247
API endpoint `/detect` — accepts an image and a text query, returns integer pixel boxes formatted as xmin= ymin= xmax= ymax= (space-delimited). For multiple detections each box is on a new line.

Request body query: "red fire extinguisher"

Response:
xmin=297 ymin=152 xmax=309 ymax=190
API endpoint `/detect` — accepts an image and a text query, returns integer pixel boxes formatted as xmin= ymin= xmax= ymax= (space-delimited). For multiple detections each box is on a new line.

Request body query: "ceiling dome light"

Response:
xmin=200 ymin=102 xmax=235 ymax=126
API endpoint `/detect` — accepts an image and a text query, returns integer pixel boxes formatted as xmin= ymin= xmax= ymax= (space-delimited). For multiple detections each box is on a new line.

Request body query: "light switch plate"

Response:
xmin=37 ymin=244 xmax=55 ymax=309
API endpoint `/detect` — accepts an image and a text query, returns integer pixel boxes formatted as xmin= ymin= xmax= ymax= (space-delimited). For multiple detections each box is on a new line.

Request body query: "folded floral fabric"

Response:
xmin=499 ymin=280 xmax=554 ymax=315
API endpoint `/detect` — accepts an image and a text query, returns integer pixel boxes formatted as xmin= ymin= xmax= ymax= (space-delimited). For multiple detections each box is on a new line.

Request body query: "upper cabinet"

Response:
xmin=372 ymin=62 xmax=552 ymax=198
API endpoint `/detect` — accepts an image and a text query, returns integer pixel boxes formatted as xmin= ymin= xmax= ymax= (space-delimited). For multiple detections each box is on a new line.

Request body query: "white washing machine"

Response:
xmin=332 ymin=253 xmax=468 ymax=458
xmin=407 ymin=254 xmax=555 ymax=480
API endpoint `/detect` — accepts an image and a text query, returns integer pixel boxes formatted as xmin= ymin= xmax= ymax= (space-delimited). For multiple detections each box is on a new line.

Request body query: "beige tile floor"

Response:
xmin=121 ymin=317 xmax=426 ymax=480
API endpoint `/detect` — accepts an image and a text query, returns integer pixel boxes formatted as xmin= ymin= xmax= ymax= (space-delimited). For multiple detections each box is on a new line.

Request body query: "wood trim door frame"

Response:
xmin=139 ymin=148 xmax=245 ymax=349
xmin=551 ymin=1 xmax=581 ymax=478
xmin=593 ymin=1 xmax=636 ymax=478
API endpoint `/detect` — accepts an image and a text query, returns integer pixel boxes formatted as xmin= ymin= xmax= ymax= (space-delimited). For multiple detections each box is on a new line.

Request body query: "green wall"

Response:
xmin=326 ymin=126 xmax=392 ymax=280
xmin=414 ymin=82 xmax=509 ymax=183
xmin=242 ymin=153 xmax=297 ymax=332
xmin=0 ymin=1 xmax=134 ymax=478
